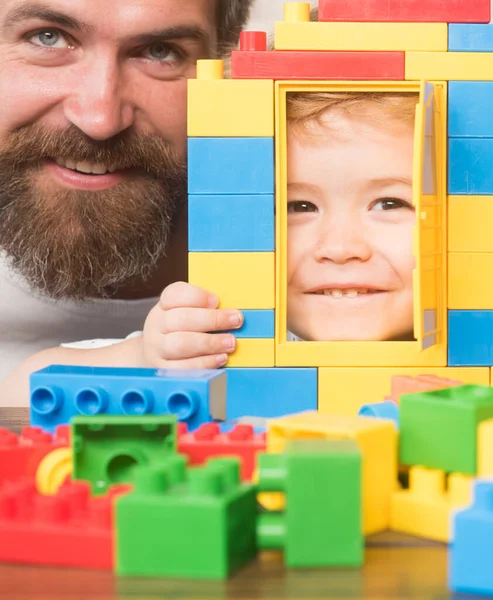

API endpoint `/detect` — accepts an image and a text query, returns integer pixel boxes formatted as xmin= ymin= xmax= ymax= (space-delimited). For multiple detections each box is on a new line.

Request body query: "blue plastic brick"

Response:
xmin=188 ymin=138 xmax=274 ymax=195
xmin=229 ymin=310 xmax=275 ymax=339
xmin=449 ymin=139 xmax=493 ymax=195
xmin=224 ymin=368 xmax=317 ymax=420
xmin=449 ymin=24 xmax=493 ymax=51
xmin=449 ymin=481 xmax=493 ymax=595
xmin=448 ymin=311 xmax=493 ymax=366
xmin=30 ymin=365 xmax=226 ymax=433
xmin=449 ymin=82 xmax=493 ymax=137
xmin=188 ymin=194 xmax=274 ymax=252
xmin=358 ymin=401 xmax=400 ymax=428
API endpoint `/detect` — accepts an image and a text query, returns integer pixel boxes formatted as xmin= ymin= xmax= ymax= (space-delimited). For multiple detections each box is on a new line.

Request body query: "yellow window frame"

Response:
xmin=275 ymin=80 xmax=447 ymax=367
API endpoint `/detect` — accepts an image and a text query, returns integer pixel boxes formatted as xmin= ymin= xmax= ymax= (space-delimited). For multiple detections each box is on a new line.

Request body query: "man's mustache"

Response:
xmin=0 ymin=124 xmax=184 ymax=179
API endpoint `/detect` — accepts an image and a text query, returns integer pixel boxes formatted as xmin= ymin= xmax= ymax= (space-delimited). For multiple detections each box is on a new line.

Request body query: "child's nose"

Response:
xmin=313 ymin=219 xmax=373 ymax=264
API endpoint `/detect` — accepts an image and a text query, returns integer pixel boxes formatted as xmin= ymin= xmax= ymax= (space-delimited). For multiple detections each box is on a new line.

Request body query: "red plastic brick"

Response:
xmin=0 ymin=426 xmax=70 ymax=485
xmin=178 ymin=423 xmax=266 ymax=481
xmin=389 ymin=375 xmax=462 ymax=404
xmin=0 ymin=479 xmax=128 ymax=570
xmin=318 ymin=0 xmax=490 ymax=23
xmin=231 ymin=49 xmax=405 ymax=80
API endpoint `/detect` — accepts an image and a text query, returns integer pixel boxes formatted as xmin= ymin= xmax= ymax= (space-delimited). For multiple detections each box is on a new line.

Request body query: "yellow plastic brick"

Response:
xmin=188 ymin=59 xmax=274 ymax=137
xmin=448 ymin=197 xmax=493 ymax=252
xmin=36 ymin=447 xmax=73 ymax=495
xmin=227 ymin=339 xmax=275 ymax=368
xmin=390 ymin=467 xmax=473 ymax=542
xmin=406 ymin=52 xmax=493 ymax=81
xmin=267 ymin=411 xmax=398 ymax=535
xmin=189 ymin=252 xmax=275 ymax=309
xmin=478 ymin=418 xmax=493 ymax=476
xmin=318 ymin=367 xmax=490 ymax=416
xmin=448 ymin=253 xmax=493 ymax=309
xmin=275 ymin=22 xmax=447 ymax=52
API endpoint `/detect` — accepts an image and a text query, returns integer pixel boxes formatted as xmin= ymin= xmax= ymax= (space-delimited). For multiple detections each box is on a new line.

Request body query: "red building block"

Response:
xmin=318 ymin=0 xmax=490 ymax=23
xmin=389 ymin=374 xmax=462 ymax=404
xmin=0 ymin=479 xmax=128 ymax=570
xmin=231 ymin=34 xmax=404 ymax=80
xmin=178 ymin=423 xmax=266 ymax=481
xmin=0 ymin=426 xmax=70 ymax=485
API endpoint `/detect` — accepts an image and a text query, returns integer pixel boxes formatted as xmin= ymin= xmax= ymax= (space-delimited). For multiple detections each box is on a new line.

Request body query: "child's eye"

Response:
xmin=371 ymin=198 xmax=414 ymax=211
xmin=287 ymin=200 xmax=318 ymax=213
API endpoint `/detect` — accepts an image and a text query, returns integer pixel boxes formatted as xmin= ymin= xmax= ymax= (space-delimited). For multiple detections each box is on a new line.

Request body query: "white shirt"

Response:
xmin=0 ymin=253 xmax=156 ymax=383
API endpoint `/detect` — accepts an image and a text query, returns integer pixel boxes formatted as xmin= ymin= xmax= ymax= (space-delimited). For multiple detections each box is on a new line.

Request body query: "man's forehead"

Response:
xmin=1 ymin=0 xmax=216 ymax=38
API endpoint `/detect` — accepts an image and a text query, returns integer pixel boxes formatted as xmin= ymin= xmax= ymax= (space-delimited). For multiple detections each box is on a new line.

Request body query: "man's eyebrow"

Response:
xmin=130 ymin=26 xmax=210 ymax=47
xmin=3 ymin=3 xmax=94 ymax=33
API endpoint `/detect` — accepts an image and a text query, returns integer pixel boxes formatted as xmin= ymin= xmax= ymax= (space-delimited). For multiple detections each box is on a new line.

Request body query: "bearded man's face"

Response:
xmin=0 ymin=0 xmax=216 ymax=299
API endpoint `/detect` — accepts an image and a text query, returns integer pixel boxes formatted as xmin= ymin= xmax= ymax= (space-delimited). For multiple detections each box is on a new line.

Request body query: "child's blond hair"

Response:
xmin=286 ymin=92 xmax=419 ymax=139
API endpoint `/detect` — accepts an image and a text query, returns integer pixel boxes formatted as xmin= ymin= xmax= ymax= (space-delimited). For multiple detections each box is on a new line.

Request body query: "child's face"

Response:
xmin=287 ymin=108 xmax=416 ymax=342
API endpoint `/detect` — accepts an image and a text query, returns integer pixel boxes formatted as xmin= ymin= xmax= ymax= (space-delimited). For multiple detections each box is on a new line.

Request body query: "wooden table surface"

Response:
xmin=0 ymin=408 xmax=469 ymax=600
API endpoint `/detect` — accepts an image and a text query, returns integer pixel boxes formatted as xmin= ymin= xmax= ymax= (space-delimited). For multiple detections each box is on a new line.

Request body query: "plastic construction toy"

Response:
xmin=399 ymin=384 xmax=493 ymax=474
xmin=72 ymin=415 xmax=177 ymax=495
xmin=257 ymin=438 xmax=363 ymax=567
xmin=30 ymin=365 xmax=226 ymax=433
xmin=0 ymin=426 xmax=69 ymax=485
xmin=178 ymin=422 xmax=266 ymax=481
xmin=449 ymin=480 xmax=493 ymax=595
xmin=115 ymin=455 xmax=257 ymax=580
xmin=0 ymin=478 xmax=129 ymax=570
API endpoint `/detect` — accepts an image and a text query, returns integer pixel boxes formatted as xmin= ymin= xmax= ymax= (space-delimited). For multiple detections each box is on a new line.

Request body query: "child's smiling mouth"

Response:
xmin=311 ymin=288 xmax=387 ymax=299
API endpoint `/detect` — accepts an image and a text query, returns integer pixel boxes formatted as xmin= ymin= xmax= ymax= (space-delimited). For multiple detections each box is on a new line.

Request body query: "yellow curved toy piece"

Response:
xmin=36 ymin=447 xmax=73 ymax=495
xmin=252 ymin=467 xmax=286 ymax=512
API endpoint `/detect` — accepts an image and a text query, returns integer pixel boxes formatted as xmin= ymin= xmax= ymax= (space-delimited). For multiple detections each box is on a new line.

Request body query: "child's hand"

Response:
xmin=142 ymin=282 xmax=243 ymax=369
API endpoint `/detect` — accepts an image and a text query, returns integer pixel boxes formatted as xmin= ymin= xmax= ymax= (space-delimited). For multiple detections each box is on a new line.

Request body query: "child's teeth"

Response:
xmin=345 ymin=289 xmax=358 ymax=298
xmin=321 ymin=288 xmax=371 ymax=298
xmin=332 ymin=289 xmax=344 ymax=298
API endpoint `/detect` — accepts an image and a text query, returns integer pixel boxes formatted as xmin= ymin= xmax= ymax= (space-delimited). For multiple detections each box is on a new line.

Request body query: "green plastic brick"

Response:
xmin=72 ymin=415 xmax=176 ymax=494
xmin=400 ymin=384 xmax=493 ymax=475
xmin=116 ymin=455 xmax=257 ymax=579
xmin=257 ymin=439 xmax=363 ymax=567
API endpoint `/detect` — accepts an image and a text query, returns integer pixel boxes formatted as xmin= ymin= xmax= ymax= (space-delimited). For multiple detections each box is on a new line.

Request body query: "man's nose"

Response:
xmin=63 ymin=58 xmax=134 ymax=140
xmin=313 ymin=216 xmax=373 ymax=264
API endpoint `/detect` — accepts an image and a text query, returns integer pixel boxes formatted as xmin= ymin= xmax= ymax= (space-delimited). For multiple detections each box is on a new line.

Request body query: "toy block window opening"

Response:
xmin=275 ymin=81 xmax=447 ymax=368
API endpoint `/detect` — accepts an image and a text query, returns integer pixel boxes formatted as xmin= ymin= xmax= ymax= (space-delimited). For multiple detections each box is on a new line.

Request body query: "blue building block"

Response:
xmin=358 ymin=401 xmax=400 ymax=428
xmin=448 ymin=311 xmax=493 ymax=366
xmin=188 ymin=194 xmax=274 ymax=252
xmin=188 ymin=138 xmax=274 ymax=195
xmin=449 ymin=481 xmax=493 ymax=595
xmin=225 ymin=368 xmax=317 ymax=420
xmin=449 ymin=24 xmax=493 ymax=51
xmin=449 ymin=82 xmax=493 ymax=137
xmin=30 ymin=365 xmax=226 ymax=433
xmin=229 ymin=310 xmax=275 ymax=339
xmin=449 ymin=139 xmax=493 ymax=195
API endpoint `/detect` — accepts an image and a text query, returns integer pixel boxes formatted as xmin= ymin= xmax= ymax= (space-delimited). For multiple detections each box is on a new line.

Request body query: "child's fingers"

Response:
xmin=162 ymin=307 xmax=243 ymax=334
xmin=159 ymin=282 xmax=219 ymax=311
xmin=160 ymin=331 xmax=236 ymax=361
xmin=161 ymin=354 xmax=230 ymax=370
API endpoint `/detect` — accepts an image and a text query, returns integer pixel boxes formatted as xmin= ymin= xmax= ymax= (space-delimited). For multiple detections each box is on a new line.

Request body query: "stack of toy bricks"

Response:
xmin=188 ymin=0 xmax=493 ymax=415
xmin=187 ymin=42 xmax=318 ymax=420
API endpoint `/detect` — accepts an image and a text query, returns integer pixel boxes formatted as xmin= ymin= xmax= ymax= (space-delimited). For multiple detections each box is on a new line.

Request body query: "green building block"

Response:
xmin=400 ymin=384 xmax=493 ymax=475
xmin=72 ymin=415 xmax=176 ymax=494
xmin=257 ymin=439 xmax=363 ymax=568
xmin=116 ymin=455 xmax=257 ymax=579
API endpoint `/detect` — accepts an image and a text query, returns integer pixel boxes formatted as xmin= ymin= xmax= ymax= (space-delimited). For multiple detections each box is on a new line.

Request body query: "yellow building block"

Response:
xmin=318 ymin=367 xmax=490 ymax=416
xmin=390 ymin=467 xmax=473 ymax=542
xmin=275 ymin=15 xmax=447 ymax=52
xmin=448 ymin=253 xmax=493 ymax=309
xmin=189 ymin=252 xmax=275 ymax=310
xmin=188 ymin=60 xmax=274 ymax=137
xmin=406 ymin=52 xmax=493 ymax=81
xmin=449 ymin=196 xmax=493 ymax=252
xmin=267 ymin=411 xmax=398 ymax=535
xmin=478 ymin=418 xmax=493 ymax=476
xmin=36 ymin=447 xmax=73 ymax=495
xmin=227 ymin=339 xmax=275 ymax=367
